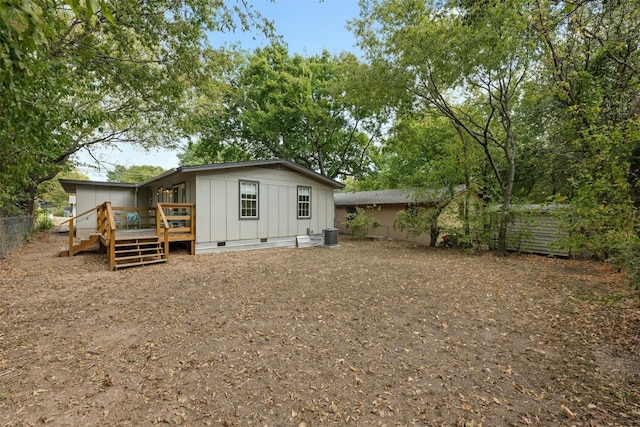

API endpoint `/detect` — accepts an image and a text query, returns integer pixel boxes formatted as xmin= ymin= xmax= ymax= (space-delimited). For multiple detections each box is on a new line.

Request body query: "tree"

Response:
xmin=353 ymin=0 xmax=539 ymax=255
xmin=373 ymin=111 xmax=485 ymax=244
xmin=530 ymin=0 xmax=640 ymax=279
xmin=0 ymin=0 xmax=270 ymax=217
xmin=366 ymin=111 xmax=479 ymax=188
xmin=106 ymin=165 xmax=166 ymax=184
xmin=36 ymin=168 xmax=89 ymax=214
xmin=187 ymin=43 xmax=388 ymax=180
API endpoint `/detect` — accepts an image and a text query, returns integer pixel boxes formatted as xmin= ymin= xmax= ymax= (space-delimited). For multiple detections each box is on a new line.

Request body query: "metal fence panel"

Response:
xmin=0 ymin=216 xmax=33 ymax=257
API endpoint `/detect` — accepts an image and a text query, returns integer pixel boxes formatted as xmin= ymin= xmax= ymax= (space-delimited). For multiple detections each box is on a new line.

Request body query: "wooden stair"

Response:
xmin=113 ymin=237 xmax=166 ymax=269
xmin=60 ymin=234 xmax=100 ymax=257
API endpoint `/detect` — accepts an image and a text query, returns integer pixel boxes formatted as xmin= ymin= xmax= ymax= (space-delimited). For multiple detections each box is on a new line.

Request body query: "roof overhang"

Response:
xmin=140 ymin=159 xmax=344 ymax=189
xmin=334 ymin=185 xmax=468 ymax=206
xmin=58 ymin=179 xmax=136 ymax=194
xmin=59 ymin=159 xmax=345 ymax=193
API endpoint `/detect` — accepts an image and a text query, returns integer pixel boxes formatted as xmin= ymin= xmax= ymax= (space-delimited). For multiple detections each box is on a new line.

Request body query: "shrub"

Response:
xmin=35 ymin=214 xmax=54 ymax=231
xmin=343 ymin=207 xmax=381 ymax=239
xmin=438 ymin=231 xmax=473 ymax=249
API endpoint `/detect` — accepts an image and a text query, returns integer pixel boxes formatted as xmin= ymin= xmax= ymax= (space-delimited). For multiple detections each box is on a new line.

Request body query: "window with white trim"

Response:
xmin=297 ymin=186 xmax=311 ymax=218
xmin=240 ymin=181 xmax=259 ymax=219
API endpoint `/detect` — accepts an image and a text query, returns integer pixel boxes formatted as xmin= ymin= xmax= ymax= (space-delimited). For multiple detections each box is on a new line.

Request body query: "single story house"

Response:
xmin=59 ymin=159 xmax=344 ymax=264
xmin=334 ymin=186 xmax=481 ymax=245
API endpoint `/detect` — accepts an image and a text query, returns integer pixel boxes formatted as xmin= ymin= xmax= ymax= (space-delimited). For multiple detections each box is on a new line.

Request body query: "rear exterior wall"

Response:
xmin=335 ymin=204 xmax=431 ymax=245
xmin=194 ymin=167 xmax=335 ymax=252
xmin=75 ymin=186 xmax=136 ymax=238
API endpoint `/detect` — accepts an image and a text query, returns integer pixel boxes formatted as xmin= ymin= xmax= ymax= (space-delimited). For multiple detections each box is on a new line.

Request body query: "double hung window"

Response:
xmin=240 ymin=181 xmax=259 ymax=219
xmin=297 ymin=186 xmax=311 ymax=219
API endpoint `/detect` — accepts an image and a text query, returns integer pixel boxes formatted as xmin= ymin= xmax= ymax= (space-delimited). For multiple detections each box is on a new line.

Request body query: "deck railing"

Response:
xmin=156 ymin=203 xmax=196 ymax=255
xmin=61 ymin=202 xmax=196 ymax=266
xmin=61 ymin=203 xmax=105 ymax=257
xmin=97 ymin=202 xmax=117 ymax=268
xmin=156 ymin=203 xmax=170 ymax=261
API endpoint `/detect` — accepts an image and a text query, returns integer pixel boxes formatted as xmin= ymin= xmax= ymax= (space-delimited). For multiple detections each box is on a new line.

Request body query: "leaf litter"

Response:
xmin=0 ymin=233 xmax=638 ymax=425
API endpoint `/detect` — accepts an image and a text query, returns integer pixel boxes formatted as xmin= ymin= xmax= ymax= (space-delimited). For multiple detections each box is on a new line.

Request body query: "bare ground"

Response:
xmin=0 ymin=232 xmax=639 ymax=426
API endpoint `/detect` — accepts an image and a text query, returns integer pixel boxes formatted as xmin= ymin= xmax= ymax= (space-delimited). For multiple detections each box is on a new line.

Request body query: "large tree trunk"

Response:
xmin=429 ymin=227 xmax=439 ymax=247
xmin=496 ymin=206 xmax=509 ymax=256
xmin=496 ymin=142 xmax=516 ymax=257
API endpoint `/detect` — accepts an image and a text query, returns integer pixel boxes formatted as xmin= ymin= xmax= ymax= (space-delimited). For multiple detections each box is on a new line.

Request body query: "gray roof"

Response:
xmin=145 ymin=158 xmax=344 ymax=189
xmin=334 ymin=185 xmax=466 ymax=206
xmin=58 ymin=179 xmax=136 ymax=194
xmin=60 ymin=159 xmax=345 ymax=193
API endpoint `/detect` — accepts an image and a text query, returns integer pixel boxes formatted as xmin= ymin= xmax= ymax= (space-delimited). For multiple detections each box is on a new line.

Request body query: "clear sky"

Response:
xmin=75 ymin=0 xmax=362 ymax=180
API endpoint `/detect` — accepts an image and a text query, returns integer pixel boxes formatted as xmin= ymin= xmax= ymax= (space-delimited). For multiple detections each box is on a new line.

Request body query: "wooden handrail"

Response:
xmin=156 ymin=203 xmax=170 ymax=261
xmin=59 ymin=205 xmax=101 ymax=226
xmin=158 ymin=203 xmax=193 ymax=208
xmin=157 ymin=202 xmax=196 ymax=255
xmin=97 ymin=202 xmax=117 ymax=270
xmin=64 ymin=204 xmax=104 ymax=257
xmin=104 ymin=202 xmax=116 ymax=234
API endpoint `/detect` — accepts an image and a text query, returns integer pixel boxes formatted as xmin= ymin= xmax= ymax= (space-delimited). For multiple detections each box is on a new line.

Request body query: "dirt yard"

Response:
xmin=0 ymin=233 xmax=639 ymax=426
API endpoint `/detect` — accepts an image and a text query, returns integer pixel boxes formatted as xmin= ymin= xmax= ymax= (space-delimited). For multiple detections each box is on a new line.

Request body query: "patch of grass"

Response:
xmin=572 ymin=291 xmax=629 ymax=303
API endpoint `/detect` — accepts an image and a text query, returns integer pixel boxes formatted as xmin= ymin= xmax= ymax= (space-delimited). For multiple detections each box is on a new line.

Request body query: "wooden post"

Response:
xmin=155 ymin=206 xmax=161 ymax=238
xmin=68 ymin=218 xmax=74 ymax=256
xmin=190 ymin=205 xmax=195 ymax=255
xmin=164 ymin=228 xmax=169 ymax=261
xmin=156 ymin=203 xmax=170 ymax=261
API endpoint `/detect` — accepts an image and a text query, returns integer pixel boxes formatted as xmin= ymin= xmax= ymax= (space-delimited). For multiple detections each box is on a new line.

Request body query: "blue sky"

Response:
xmin=76 ymin=0 xmax=362 ymax=180
xmin=211 ymin=0 xmax=362 ymax=55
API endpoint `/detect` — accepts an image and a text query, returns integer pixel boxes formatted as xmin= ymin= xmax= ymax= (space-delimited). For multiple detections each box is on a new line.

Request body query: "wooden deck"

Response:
xmin=61 ymin=202 xmax=195 ymax=270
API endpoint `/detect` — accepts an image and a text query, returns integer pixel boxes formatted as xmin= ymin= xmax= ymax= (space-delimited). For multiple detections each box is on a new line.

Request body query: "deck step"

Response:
xmin=115 ymin=241 xmax=162 ymax=249
xmin=61 ymin=234 xmax=101 ymax=257
xmin=114 ymin=258 xmax=166 ymax=269
xmin=115 ymin=248 xmax=162 ymax=256
xmin=115 ymin=253 xmax=164 ymax=262
xmin=115 ymin=239 xmax=161 ymax=246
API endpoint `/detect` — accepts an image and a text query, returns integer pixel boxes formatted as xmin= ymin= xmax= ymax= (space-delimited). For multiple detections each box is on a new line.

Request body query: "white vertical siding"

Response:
xmin=225 ymin=180 xmax=239 ymax=241
xmin=278 ymin=186 xmax=290 ymax=236
xmin=194 ymin=166 xmax=336 ymax=250
xmin=74 ymin=186 xmax=136 ymax=237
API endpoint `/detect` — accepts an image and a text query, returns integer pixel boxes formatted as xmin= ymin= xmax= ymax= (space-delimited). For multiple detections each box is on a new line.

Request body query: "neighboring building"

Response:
xmin=334 ymin=186 xmax=481 ymax=245
xmin=60 ymin=159 xmax=344 ymax=254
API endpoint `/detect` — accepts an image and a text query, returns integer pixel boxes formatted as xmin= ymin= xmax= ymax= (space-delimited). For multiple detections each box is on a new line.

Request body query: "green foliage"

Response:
xmin=34 ymin=210 xmax=54 ymax=231
xmin=368 ymin=111 xmax=478 ymax=189
xmin=438 ymin=232 xmax=474 ymax=249
xmin=343 ymin=207 xmax=381 ymax=239
xmin=107 ymin=165 xmax=165 ymax=183
xmin=178 ymin=141 xmax=252 ymax=166
xmin=394 ymin=204 xmax=443 ymax=247
xmin=0 ymin=0 xmax=270 ymax=216
xmin=627 ymin=240 xmax=640 ymax=295
xmin=36 ymin=168 xmax=88 ymax=214
xmin=353 ymin=0 xmax=539 ymax=255
xmin=186 ymin=43 xmax=388 ymax=179
xmin=528 ymin=1 xmax=640 ymax=294
xmin=609 ymin=233 xmax=640 ymax=296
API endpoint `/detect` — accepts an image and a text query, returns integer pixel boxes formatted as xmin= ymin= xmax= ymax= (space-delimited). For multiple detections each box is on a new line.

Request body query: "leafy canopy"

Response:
xmin=181 ymin=43 xmax=389 ymax=180
xmin=0 ymin=0 xmax=271 ymax=216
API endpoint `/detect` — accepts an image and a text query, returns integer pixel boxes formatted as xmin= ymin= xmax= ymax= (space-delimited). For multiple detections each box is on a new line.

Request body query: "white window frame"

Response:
xmin=297 ymin=186 xmax=311 ymax=219
xmin=239 ymin=180 xmax=259 ymax=219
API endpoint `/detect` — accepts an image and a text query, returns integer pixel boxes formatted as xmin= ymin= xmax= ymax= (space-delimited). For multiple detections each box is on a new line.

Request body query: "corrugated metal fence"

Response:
xmin=0 ymin=216 xmax=33 ymax=257
xmin=489 ymin=205 xmax=570 ymax=256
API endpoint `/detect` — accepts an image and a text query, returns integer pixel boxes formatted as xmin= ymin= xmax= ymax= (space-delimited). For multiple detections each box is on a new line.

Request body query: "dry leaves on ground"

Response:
xmin=0 ymin=233 xmax=639 ymax=426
